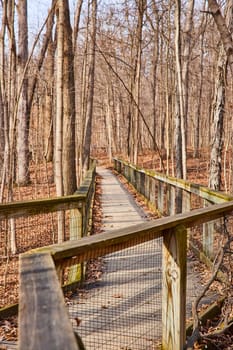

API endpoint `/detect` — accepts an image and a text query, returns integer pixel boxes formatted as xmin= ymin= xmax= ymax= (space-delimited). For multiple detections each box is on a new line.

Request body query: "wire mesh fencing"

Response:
xmin=68 ymin=237 xmax=163 ymax=350
xmin=0 ymin=209 xmax=81 ymax=308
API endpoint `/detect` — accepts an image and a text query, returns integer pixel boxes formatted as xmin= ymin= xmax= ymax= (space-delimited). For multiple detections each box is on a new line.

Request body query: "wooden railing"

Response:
xmin=0 ymin=162 xmax=96 ymax=315
xmin=113 ymin=158 xmax=233 ymax=260
xmin=17 ymin=159 xmax=233 ymax=349
xmin=18 ymin=199 xmax=233 ymax=349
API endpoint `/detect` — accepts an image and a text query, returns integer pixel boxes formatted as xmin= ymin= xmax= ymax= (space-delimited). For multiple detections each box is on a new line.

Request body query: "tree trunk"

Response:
xmin=55 ymin=0 xmax=65 ymax=243
xmin=16 ymin=0 xmax=30 ymax=185
xmin=44 ymin=22 xmax=55 ymax=163
xmin=182 ymin=0 xmax=194 ymax=145
xmin=62 ymin=0 xmax=76 ymax=195
xmin=208 ymin=0 xmax=233 ymax=75
xmin=82 ymin=0 xmax=97 ymax=175
xmin=209 ymin=0 xmax=232 ymax=190
xmin=130 ymin=0 xmax=146 ymax=164
xmin=174 ymin=0 xmax=185 ymax=179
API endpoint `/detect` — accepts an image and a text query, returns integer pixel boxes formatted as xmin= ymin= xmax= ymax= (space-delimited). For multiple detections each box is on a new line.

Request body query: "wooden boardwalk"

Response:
xmin=0 ymin=167 xmax=214 ymax=350
xmin=68 ymin=168 xmax=210 ymax=350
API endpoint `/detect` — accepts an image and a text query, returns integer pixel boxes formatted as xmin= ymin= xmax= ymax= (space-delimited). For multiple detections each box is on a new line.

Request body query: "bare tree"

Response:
xmin=16 ymin=0 xmax=30 ymax=185
xmin=55 ymin=0 xmax=65 ymax=242
xmin=82 ymin=0 xmax=97 ymax=175
xmin=209 ymin=0 xmax=233 ymax=190
xmin=208 ymin=0 xmax=233 ymax=75
xmin=62 ymin=0 xmax=76 ymax=195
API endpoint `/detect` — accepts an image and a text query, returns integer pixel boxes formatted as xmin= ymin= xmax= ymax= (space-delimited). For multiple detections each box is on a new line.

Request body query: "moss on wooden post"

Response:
xmin=162 ymin=225 xmax=187 ymax=350
xmin=68 ymin=208 xmax=83 ymax=284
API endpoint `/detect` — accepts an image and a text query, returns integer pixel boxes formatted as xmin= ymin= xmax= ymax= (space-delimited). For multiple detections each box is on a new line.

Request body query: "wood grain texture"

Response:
xmin=162 ymin=225 xmax=187 ymax=349
xmin=113 ymin=158 xmax=233 ymax=204
xmin=30 ymin=199 xmax=233 ymax=265
xmin=19 ymin=253 xmax=80 ymax=350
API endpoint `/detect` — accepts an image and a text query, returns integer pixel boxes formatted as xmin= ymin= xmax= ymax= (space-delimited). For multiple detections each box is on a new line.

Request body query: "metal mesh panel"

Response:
xmin=68 ymin=237 xmax=163 ymax=350
xmin=0 ymin=210 xmax=79 ymax=308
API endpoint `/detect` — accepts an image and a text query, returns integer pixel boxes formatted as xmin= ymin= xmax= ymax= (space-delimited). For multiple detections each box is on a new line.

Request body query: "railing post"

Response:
xmin=140 ymin=171 xmax=146 ymax=196
xmin=130 ymin=167 xmax=136 ymax=187
xmin=203 ymin=199 xmax=214 ymax=259
xmin=68 ymin=205 xmax=84 ymax=284
xmin=162 ymin=225 xmax=187 ymax=350
xmin=182 ymin=190 xmax=191 ymax=213
xmin=135 ymin=170 xmax=141 ymax=192
xmin=145 ymin=174 xmax=150 ymax=201
xmin=124 ymin=164 xmax=129 ymax=180
xmin=157 ymin=182 xmax=164 ymax=214
xmin=167 ymin=185 xmax=175 ymax=216
xmin=149 ymin=177 xmax=156 ymax=207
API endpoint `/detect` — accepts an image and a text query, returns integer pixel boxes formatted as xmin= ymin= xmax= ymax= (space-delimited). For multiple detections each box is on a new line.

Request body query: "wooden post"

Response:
xmin=182 ymin=191 xmax=191 ymax=246
xmin=167 ymin=185 xmax=175 ymax=216
xmin=136 ymin=170 xmax=141 ymax=192
xmin=162 ymin=225 xmax=187 ymax=350
xmin=130 ymin=167 xmax=136 ymax=187
xmin=113 ymin=158 xmax=117 ymax=171
xmin=145 ymin=174 xmax=150 ymax=201
xmin=140 ymin=171 xmax=146 ymax=196
xmin=203 ymin=199 xmax=214 ymax=260
xmin=149 ymin=177 xmax=156 ymax=206
xmin=19 ymin=253 xmax=80 ymax=350
xmin=182 ymin=190 xmax=191 ymax=213
xmin=68 ymin=208 xmax=83 ymax=284
xmin=158 ymin=182 xmax=164 ymax=214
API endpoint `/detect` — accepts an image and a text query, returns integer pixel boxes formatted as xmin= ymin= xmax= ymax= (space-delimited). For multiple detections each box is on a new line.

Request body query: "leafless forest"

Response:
xmin=1 ymin=1 xmax=233 ymax=348
xmin=0 ymin=0 xmax=233 ymax=201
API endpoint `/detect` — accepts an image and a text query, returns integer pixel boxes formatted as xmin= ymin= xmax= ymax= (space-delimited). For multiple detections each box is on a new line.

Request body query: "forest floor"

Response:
xmin=0 ymin=150 xmax=233 ymax=349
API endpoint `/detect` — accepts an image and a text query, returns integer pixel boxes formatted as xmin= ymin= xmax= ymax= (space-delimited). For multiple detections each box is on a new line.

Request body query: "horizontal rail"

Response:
xmin=19 ymin=252 xmax=79 ymax=350
xmin=0 ymin=161 xmax=96 ymax=313
xmin=18 ymin=159 xmax=233 ymax=349
xmin=113 ymin=158 xmax=233 ymax=204
xmin=0 ymin=161 xmax=96 ymax=220
xmin=29 ymin=199 xmax=233 ymax=264
xmin=0 ymin=194 xmax=85 ymax=219
xmin=19 ymin=200 xmax=233 ymax=350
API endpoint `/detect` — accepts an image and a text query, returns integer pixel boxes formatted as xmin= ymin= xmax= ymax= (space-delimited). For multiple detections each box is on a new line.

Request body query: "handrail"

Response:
xmin=30 ymin=199 xmax=233 ymax=263
xmin=18 ymin=199 xmax=233 ymax=349
xmin=19 ymin=252 xmax=80 ymax=350
xmin=18 ymin=159 xmax=233 ymax=349
xmin=113 ymin=157 xmax=233 ymax=259
xmin=0 ymin=194 xmax=85 ymax=219
xmin=113 ymin=157 xmax=233 ymax=204
xmin=0 ymin=161 xmax=97 ymax=220
xmin=0 ymin=161 xmax=96 ymax=315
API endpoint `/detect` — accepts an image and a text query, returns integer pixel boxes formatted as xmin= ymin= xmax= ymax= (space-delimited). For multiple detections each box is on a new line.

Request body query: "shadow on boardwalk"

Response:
xmin=68 ymin=168 xmax=208 ymax=350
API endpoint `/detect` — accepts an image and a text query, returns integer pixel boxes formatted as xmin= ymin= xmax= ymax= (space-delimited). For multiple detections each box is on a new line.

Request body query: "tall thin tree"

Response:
xmin=16 ymin=0 xmax=30 ymax=185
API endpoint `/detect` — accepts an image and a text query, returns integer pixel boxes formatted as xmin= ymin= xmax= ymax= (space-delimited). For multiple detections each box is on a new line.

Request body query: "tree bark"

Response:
xmin=44 ymin=16 xmax=55 ymax=163
xmin=208 ymin=0 xmax=233 ymax=75
xmin=16 ymin=0 xmax=30 ymax=185
xmin=175 ymin=0 xmax=185 ymax=179
xmin=82 ymin=0 xmax=97 ymax=175
xmin=62 ymin=0 xmax=76 ymax=195
xmin=209 ymin=0 xmax=232 ymax=190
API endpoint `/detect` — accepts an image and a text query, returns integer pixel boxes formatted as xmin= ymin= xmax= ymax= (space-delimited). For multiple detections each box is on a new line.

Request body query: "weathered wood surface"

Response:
xmin=0 ymin=164 xmax=96 ymax=221
xmin=162 ymin=225 xmax=187 ymax=349
xmin=19 ymin=252 xmax=80 ymax=350
xmin=114 ymin=158 xmax=233 ymax=204
xmin=0 ymin=194 xmax=85 ymax=220
xmin=31 ymin=199 xmax=233 ymax=265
